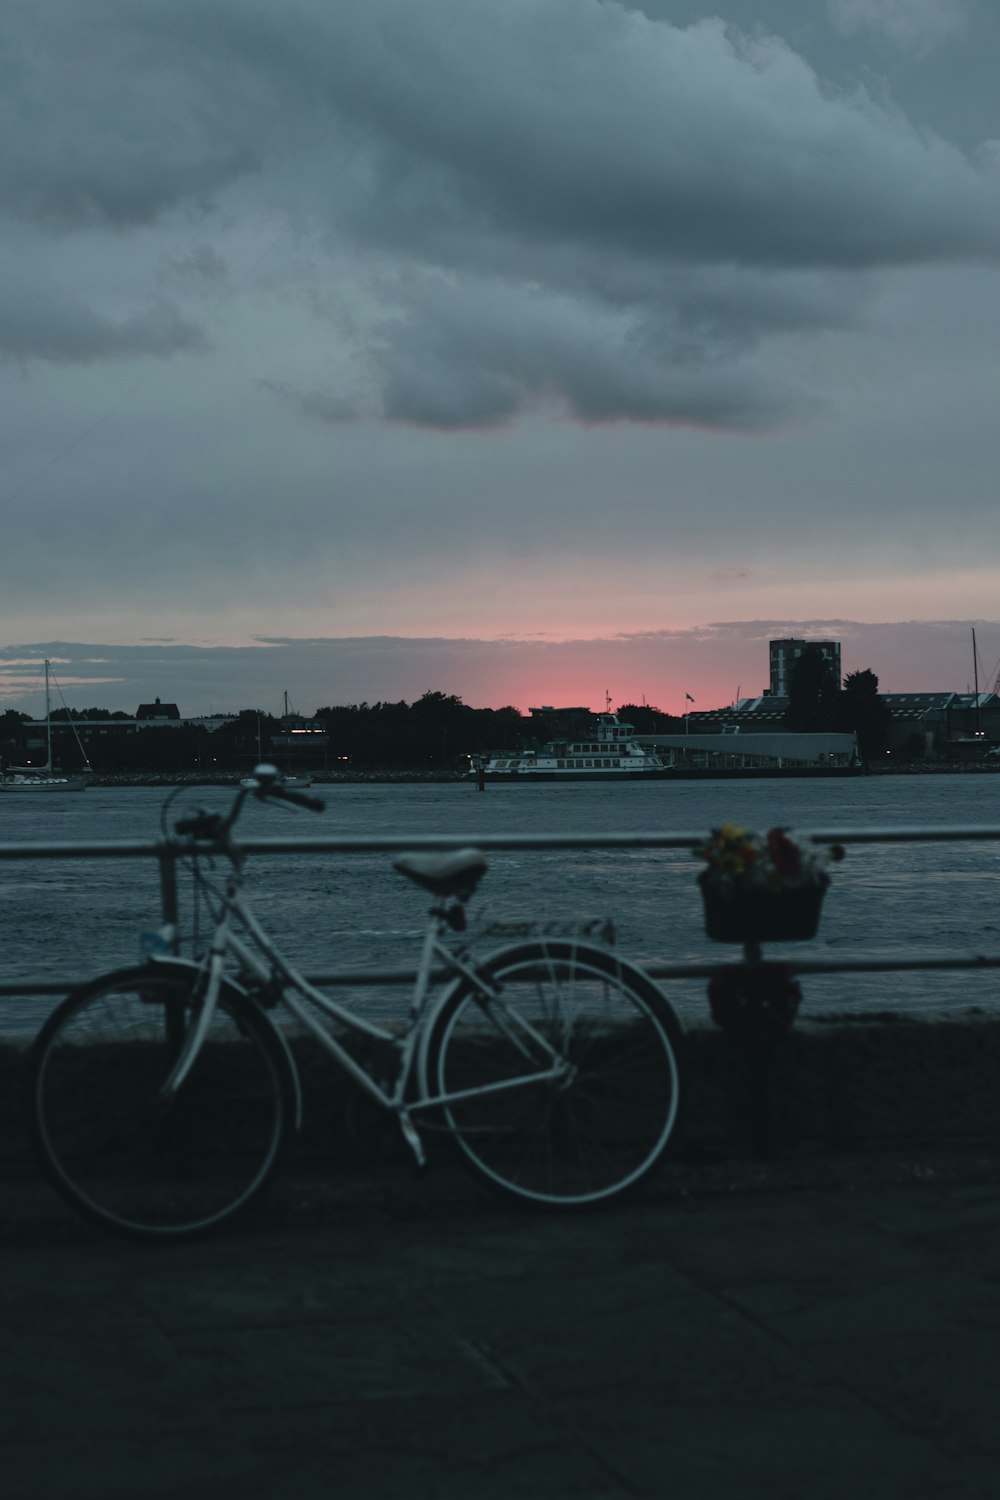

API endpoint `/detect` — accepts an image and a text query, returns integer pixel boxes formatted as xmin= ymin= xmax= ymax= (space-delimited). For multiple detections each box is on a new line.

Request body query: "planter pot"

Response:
xmin=707 ymin=964 xmax=802 ymax=1054
xmin=699 ymin=873 xmax=828 ymax=944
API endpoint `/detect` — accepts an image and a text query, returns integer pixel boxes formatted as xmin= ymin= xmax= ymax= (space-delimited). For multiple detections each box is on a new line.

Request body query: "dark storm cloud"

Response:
xmin=4 ymin=0 xmax=1000 ymax=426
xmin=828 ymin=0 xmax=972 ymax=56
xmin=0 ymin=279 xmax=207 ymax=365
xmin=364 ymin=273 xmax=843 ymax=428
xmin=1 ymin=2 xmax=261 ymax=231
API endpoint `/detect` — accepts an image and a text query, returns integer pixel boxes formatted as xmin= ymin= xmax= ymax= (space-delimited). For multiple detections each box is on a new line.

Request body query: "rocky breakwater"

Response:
xmin=89 ymin=770 xmax=470 ymax=787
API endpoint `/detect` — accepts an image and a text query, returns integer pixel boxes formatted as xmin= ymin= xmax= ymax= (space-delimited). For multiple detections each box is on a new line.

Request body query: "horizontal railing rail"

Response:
xmin=3 ymin=825 xmax=1000 ymax=1000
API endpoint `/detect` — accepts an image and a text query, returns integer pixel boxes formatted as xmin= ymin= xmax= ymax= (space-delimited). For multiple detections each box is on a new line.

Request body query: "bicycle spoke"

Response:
xmin=429 ymin=942 xmax=681 ymax=1206
xmin=27 ymin=968 xmax=290 ymax=1241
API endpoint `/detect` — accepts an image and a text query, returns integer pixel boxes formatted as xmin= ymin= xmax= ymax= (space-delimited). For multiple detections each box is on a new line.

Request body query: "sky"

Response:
xmin=2 ymin=0 xmax=999 ymax=717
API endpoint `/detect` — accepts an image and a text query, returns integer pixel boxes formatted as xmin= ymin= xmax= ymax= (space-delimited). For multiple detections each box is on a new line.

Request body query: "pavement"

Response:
xmin=3 ymin=1145 xmax=1000 ymax=1500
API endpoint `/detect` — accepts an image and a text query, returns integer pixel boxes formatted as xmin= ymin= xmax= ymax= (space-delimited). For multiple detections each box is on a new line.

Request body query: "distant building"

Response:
xmin=136 ymin=697 xmax=180 ymax=721
xmin=684 ymin=699 xmax=789 ymax=735
xmin=880 ymin=692 xmax=1000 ymax=758
xmin=768 ymin=639 xmax=842 ymax=697
xmin=683 ymin=689 xmax=1000 ymax=759
xmin=642 ymin=730 xmax=859 ymax=770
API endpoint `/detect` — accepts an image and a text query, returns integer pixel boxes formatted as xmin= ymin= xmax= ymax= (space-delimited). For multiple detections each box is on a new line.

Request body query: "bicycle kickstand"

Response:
xmin=396 ymin=1108 xmax=428 ymax=1170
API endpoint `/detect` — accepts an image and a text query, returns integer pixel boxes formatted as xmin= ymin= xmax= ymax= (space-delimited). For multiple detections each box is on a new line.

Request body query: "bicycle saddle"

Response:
xmin=392 ymin=848 xmax=488 ymax=898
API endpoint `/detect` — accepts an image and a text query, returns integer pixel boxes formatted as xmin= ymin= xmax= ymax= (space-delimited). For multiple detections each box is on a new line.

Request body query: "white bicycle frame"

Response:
xmin=157 ymin=860 xmax=572 ymax=1166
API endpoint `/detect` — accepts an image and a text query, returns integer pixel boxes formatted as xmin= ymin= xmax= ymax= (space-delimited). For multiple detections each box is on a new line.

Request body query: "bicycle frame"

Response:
xmin=157 ymin=856 xmax=571 ymax=1165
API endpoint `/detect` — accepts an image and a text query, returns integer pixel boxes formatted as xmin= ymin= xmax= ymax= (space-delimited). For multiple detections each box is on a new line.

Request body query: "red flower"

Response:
xmin=766 ymin=827 xmax=801 ymax=880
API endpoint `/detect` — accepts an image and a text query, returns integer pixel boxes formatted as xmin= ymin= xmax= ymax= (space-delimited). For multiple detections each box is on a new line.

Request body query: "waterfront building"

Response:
xmin=768 ymin=638 xmax=842 ymax=696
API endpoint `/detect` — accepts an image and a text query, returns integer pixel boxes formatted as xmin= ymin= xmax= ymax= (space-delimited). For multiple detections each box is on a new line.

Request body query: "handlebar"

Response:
xmin=173 ymin=764 xmax=325 ymax=844
xmin=241 ymin=763 xmax=326 ymax=813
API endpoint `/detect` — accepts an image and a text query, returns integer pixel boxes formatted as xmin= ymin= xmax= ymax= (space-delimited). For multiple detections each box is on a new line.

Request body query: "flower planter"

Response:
xmin=707 ymin=964 xmax=802 ymax=1054
xmin=699 ymin=873 xmax=829 ymax=944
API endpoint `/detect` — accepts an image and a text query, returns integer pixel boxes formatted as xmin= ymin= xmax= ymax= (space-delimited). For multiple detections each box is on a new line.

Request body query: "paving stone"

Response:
xmin=5 ymin=1425 xmax=267 ymax=1500
xmin=378 ymin=1208 xmax=658 ymax=1284
xmin=0 ymin=1322 xmax=206 ymax=1441
xmin=797 ymin=1329 xmax=1000 ymax=1456
xmin=136 ymin=1259 xmax=415 ymax=1333
xmin=553 ymin=1392 xmax=990 ymax=1499
xmin=660 ymin=1199 xmax=939 ymax=1286
xmin=171 ymin=1314 xmax=511 ymax=1408
xmin=840 ymin=1182 xmax=1000 ymax=1236
xmin=5 ymin=1163 xmax=1000 ymax=1498
xmin=724 ymin=1269 xmax=1000 ymax=1342
xmin=230 ymin=1391 xmax=622 ymax=1499
xmin=0 ymin=1318 xmax=261 ymax=1500
xmin=428 ymin=1264 xmax=823 ymax=1405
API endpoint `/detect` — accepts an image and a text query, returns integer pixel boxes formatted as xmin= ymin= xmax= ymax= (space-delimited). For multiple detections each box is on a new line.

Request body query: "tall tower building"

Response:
xmin=769 ymin=638 xmax=842 ymax=697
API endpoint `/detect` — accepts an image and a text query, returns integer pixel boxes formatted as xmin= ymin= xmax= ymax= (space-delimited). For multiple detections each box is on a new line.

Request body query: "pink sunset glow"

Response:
xmin=3 ymin=619 xmax=995 ymax=720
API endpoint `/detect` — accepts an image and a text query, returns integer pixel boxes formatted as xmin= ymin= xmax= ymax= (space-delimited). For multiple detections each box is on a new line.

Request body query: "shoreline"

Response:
xmin=70 ymin=761 xmax=1000 ymax=787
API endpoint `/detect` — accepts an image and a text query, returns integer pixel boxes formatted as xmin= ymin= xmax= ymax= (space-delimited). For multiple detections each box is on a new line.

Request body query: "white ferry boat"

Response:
xmin=472 ymin=712 xmax=671 ymax=782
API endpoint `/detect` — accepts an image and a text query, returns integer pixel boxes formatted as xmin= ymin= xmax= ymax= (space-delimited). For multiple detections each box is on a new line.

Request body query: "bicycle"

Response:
xmin=24 ymin=767 xmax=685 ymax=1241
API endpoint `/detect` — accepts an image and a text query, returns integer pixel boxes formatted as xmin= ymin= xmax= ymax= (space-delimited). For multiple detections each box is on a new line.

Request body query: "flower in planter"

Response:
xmin=697 ymin=824 xmax=844 ymax=892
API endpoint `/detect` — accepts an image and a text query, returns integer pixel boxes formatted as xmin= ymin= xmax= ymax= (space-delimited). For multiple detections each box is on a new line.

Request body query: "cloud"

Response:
xmin=0 ymin=220 xmax=209 ymax=367
xmin=709 ymin=567 xmax=754 ymax=583
xmin=369 ymin=278 xmax=804 ymax=430
xmin=827 ymin=0 xmax=971 ymax=56
xmin=4 ymin=0 xmax=999 ymax=425
xmin=0 ymin=277 xmax=207 ymax=365
xmin=319 ymin=4 xmax=999 ymax=270
xmin=1 ymin=2 xmax=261 ymax=232
xmin=260 ymin=380 xmax=367 ymax=426
xmin=160 ymin=244 xmax=230 ymax=289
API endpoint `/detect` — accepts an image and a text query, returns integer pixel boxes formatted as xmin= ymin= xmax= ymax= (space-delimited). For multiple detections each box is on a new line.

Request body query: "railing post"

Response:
xmin=157 ymin=843 xmax=181 ymax=954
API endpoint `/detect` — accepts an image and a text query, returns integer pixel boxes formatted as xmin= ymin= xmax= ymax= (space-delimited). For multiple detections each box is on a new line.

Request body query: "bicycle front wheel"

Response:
xmin=25 ymin=965 xmax=293 ymax=1241
xmin=425 ymin=941 xmax=683 ymax=1207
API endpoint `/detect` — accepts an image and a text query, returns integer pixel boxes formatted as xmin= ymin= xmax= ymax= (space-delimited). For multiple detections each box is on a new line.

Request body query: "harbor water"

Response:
xmin=2 ymin=775 xmax=1000 ymax=1036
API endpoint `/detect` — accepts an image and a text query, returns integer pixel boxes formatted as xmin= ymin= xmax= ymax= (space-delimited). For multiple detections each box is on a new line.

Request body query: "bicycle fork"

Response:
xmin=159 ymin=950 xmax=228 ymax=1096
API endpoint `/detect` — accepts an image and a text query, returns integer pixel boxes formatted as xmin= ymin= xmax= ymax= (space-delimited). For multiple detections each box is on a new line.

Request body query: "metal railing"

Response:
xmin=4 ymin=825 xmax=1000 ymax=999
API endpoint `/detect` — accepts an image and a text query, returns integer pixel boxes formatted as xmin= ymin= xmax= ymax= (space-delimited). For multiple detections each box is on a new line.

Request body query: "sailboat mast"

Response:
xmin=45 ymin=659 xmax=52 ymax=771
xmin=973 ymin=628 xmax=981 ymax=737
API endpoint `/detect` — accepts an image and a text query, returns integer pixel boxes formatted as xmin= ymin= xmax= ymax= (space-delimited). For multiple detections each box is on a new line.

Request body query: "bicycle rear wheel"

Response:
xmin=425 ymin=941 xmax=683 ymax=1207
xmin=25 ymin=965 xmax=293 ymax=1241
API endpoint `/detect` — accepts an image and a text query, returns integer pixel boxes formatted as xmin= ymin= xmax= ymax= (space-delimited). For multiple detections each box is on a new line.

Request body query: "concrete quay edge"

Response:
xmin=3 ymin=1008 xmax=1000 ymax=1181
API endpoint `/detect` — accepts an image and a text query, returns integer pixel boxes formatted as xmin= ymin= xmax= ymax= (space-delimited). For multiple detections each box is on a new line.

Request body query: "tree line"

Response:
xmin=0 ymin=694 xmax=531 ymax=773
xmin=784 ymin=647 xmax=891 ymax=759
xmin=1 ymin=670 xmax=891 ymax=771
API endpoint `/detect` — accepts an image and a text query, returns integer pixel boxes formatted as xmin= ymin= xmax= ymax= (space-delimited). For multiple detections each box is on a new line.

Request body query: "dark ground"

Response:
xmin=4 ymin=1141 xmax=1000 ymax=1499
